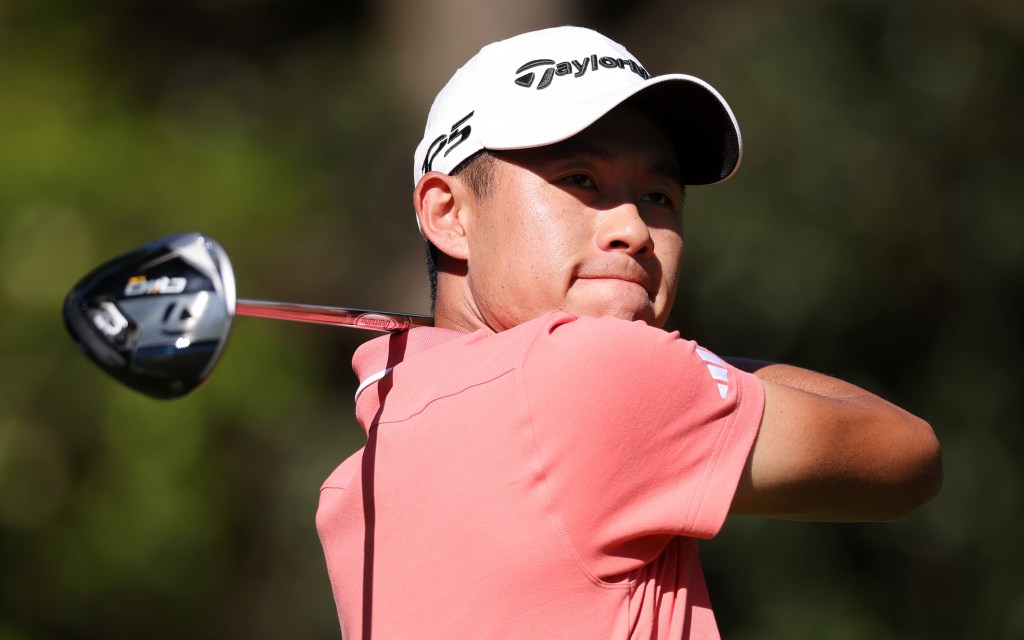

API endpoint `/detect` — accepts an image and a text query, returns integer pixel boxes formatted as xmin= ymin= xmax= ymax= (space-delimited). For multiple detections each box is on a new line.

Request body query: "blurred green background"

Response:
xmin=1 ymin=0 xmax=1021 ymax=638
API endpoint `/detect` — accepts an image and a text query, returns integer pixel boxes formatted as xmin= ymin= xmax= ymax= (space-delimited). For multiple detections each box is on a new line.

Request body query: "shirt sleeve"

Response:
xmin=520 ymin=313 xmax=765 ymax=579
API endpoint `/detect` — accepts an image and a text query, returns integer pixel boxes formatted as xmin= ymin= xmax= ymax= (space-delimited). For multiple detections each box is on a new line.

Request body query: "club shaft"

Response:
xmin=236 ymin=299 xmax=434 ymax=333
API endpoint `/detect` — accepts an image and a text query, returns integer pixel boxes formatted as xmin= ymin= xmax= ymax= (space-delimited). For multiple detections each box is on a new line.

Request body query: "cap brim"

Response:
xmin=484 ymin=74 xmax=741 ymax=186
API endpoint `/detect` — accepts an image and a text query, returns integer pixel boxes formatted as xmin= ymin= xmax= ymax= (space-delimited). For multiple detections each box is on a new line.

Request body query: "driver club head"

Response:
xmin=63 ymin=232 xmax=237 ymax=399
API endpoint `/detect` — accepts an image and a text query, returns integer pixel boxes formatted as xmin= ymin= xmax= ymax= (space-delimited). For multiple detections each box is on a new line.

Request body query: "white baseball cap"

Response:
xmin=413 ymin=26 xmax=742 ymax=186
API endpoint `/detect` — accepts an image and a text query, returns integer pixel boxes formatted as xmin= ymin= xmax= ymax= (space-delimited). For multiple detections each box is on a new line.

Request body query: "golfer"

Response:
xmin=316 ymin=26 xmax=942 ymax=639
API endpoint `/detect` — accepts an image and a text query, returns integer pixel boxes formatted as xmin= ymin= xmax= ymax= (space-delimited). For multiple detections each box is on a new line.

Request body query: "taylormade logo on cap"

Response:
xmin=413 ymin=26 xmax=742 ymax=187
xmin=513 ymin=55 xmax=651 ymax=90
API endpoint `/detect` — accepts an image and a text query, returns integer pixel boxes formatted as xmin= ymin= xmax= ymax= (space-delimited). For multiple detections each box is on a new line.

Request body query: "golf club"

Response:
xmin=63 ymin=232 xmax=433 ymax=399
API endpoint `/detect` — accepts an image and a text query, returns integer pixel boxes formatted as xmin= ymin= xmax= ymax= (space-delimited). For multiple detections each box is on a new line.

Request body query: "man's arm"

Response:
xmin=727 ymin=362 xmax=942 ymax=522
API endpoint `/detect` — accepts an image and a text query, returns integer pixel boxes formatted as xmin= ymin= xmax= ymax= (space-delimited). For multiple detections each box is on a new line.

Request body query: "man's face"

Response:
xmin=461 ymin=105 xmax=685 ymax=332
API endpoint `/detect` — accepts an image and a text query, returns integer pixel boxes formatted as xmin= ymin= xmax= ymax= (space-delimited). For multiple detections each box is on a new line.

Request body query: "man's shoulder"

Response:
xmin=378 ymin=311 xmax=702 ymax=389
xmin=456 ymin=311 xmax=683 ymax=369
xmin=523 ymin=311 xmax=688 ymax=356
xmin=514 ymin=312 xmax=718 ymax=391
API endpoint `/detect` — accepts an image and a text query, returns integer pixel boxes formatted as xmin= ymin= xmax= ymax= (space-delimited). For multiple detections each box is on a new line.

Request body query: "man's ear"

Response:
xmin=413 ymin=171 xmax=472 ymax=261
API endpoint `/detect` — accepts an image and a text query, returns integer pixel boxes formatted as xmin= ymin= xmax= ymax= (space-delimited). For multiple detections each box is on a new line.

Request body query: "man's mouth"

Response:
xmin=575 ymin=263 xmax=654 ymax=297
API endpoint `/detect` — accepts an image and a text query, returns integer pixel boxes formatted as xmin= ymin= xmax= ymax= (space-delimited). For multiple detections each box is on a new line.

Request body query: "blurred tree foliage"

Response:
xmin=1 ymin=0 xmax=1021 ymax=638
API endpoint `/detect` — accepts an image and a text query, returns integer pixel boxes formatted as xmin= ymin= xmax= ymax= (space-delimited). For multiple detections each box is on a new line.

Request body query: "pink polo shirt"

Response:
xmin=317 ymin=311 xmax=764 ymax=639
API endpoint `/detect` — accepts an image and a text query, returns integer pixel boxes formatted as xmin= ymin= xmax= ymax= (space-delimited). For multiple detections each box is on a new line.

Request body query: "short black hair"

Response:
xmin=423 ymin=149 xmax=498 ymax=309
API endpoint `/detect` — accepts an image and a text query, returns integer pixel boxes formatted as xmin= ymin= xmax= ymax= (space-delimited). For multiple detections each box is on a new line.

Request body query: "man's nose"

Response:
xmin=595 ymin=203 xmax=654 ymax=255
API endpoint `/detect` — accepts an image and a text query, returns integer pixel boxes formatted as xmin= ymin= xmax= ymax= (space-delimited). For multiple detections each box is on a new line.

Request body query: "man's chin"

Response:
xmin=569 ymin=281 xmax=660 ymax=319
xmin=566 ymin=301 xmax=659 ymax=325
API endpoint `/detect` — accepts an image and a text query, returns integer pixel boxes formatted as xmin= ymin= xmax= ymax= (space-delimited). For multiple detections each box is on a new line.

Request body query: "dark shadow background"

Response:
xmin=1 ymin=0 xmax=1021 ymax=638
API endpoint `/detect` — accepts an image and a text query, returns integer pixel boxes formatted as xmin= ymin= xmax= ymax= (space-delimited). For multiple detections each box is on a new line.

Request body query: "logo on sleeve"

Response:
xmin=696 ymin=347 xmax=730 ymax=399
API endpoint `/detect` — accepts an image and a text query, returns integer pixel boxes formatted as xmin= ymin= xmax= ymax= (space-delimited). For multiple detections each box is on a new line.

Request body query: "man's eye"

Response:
xmin=641 ymin=192 xmax=672 ymax=206
xmin=563 ymin=174 xmax=595 ymax=188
